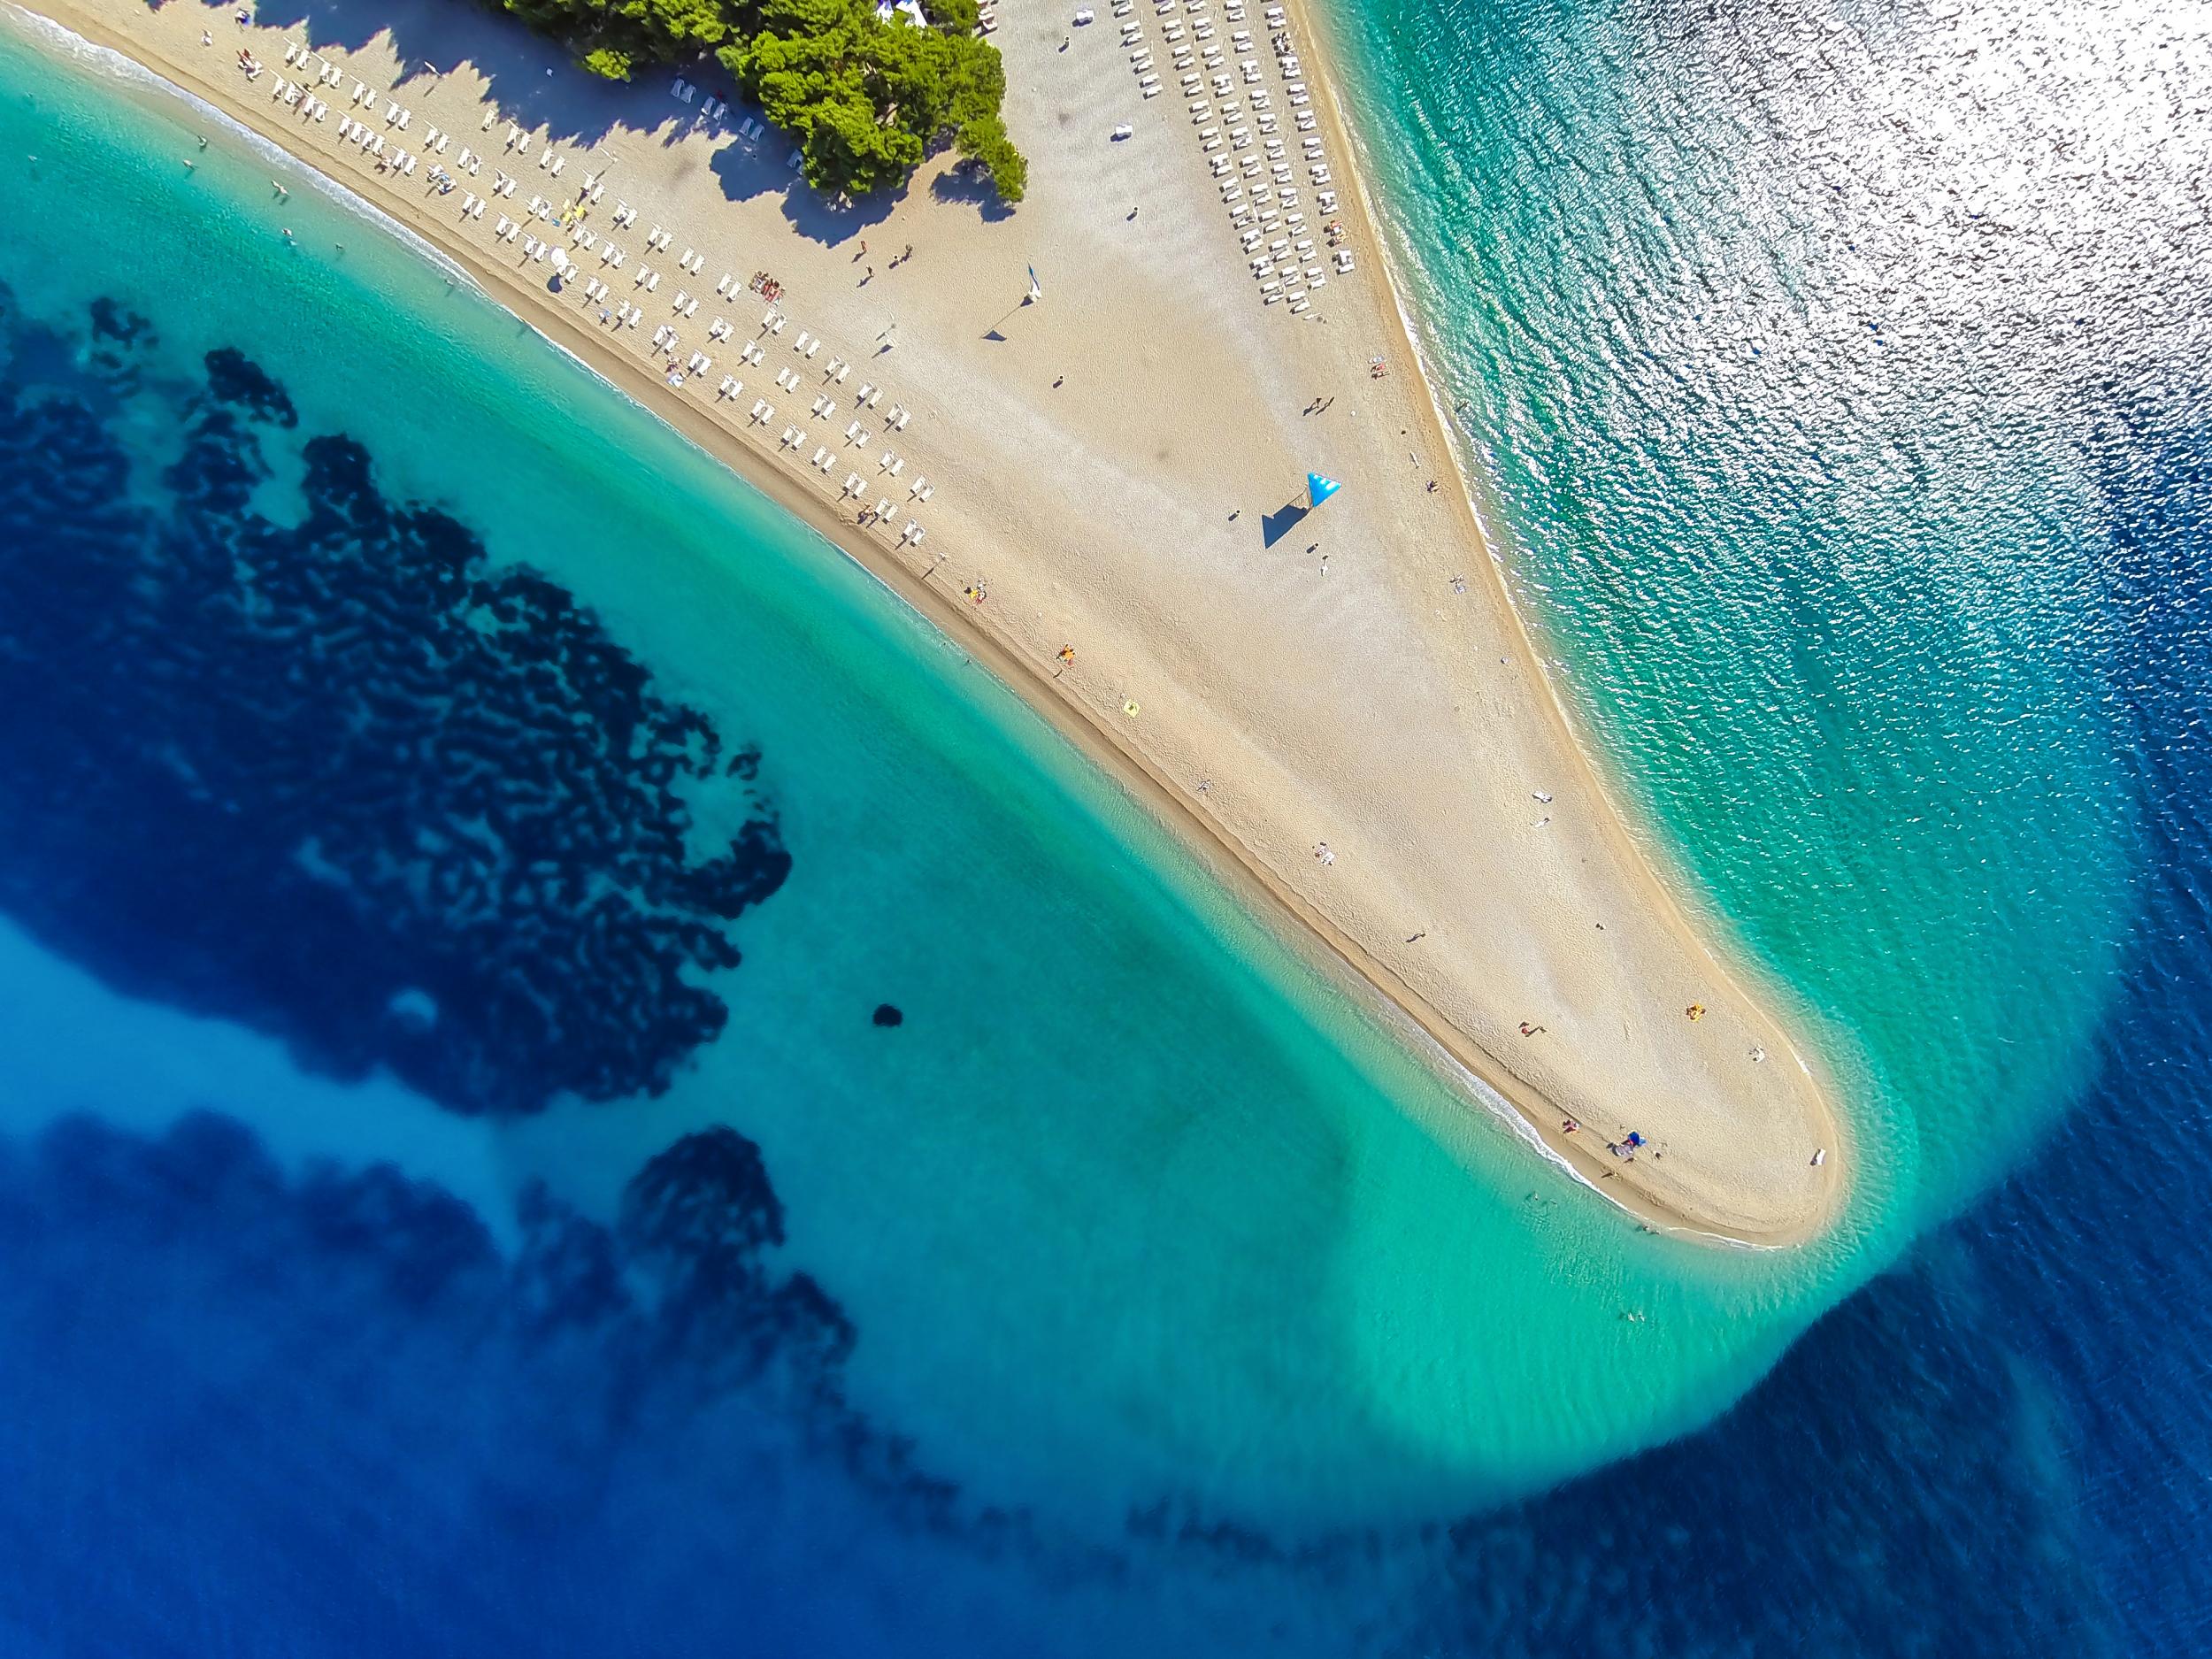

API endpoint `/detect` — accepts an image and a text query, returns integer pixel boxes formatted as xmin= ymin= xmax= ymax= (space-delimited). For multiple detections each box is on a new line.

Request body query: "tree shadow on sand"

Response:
xmin=928 ymin=165 xmax=1015 ymax=222
xmin=209 ymin=0 xmax=1006 ymax=247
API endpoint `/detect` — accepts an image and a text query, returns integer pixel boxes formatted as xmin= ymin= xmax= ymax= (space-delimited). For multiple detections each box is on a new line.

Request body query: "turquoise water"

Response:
xmin=1331 ymin=0 xmax=2151 ymax=1225
xmin=2 ymin=0 xmax=2207 ymax=1652
xmin=0 ymin=9 xmax=1901 ymax=1534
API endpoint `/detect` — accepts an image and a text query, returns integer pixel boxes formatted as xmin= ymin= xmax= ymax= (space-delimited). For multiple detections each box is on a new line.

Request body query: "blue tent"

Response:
xmin=1307 ymin=472 xmax=1342 ymax=508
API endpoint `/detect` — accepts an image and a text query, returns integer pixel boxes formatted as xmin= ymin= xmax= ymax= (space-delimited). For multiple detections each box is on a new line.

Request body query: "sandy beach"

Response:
xmin=24 ymin=0 xmax=1847 ymax=1243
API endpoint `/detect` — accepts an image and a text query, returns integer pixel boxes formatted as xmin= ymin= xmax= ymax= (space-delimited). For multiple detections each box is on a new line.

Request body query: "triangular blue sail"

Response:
xmin=1307 ymin=472 xmax=1342 ymax=507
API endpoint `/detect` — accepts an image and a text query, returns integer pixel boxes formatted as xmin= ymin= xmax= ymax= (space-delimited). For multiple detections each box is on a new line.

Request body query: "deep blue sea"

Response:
xmin=0 ymin=0 xmax=2208 ymax=1653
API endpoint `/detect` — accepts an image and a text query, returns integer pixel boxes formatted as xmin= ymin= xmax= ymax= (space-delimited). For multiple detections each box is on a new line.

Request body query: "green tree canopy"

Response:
xmin=481 ymin=0 xmax=1024 ymax=204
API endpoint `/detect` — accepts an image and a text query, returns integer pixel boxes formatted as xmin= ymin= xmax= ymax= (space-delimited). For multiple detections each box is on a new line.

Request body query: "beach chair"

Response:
xmin=874 ymin=498 xmax=895 ymax=522
xmin=843 ymin=473 xmax=864 ymax=497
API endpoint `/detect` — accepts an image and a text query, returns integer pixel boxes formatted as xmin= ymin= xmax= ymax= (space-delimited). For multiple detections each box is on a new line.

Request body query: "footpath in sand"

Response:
xmin=32 ymin=0 xmax=1847 ymax=1243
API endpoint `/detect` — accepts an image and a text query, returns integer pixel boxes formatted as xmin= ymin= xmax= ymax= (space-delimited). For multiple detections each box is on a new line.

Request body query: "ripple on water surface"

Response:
xmin=0 ymin=0 xmax=2200 ymax=1567
xmin=1332 ymin=0 xmax=2196 ymax=1228
xmin=0 ymin=7 xmax=1917 ymax=1537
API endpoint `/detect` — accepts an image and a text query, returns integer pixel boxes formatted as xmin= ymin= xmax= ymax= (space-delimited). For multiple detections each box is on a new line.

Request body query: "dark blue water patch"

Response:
xmin=0 ymin=288 xmax=791 ymax=1116
xmin=1383 ymin=387 xmax=2212 ymax=1659
xmin=0 ymin=391 xmax=2199 ymax=1659
xmin=0 ymin=1106 xmax=1175 ymax=1657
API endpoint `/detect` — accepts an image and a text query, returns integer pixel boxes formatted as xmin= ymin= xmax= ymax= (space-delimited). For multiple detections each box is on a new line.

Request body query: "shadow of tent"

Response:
xmin=1261 ymin=500 xmax=1310 ymax=548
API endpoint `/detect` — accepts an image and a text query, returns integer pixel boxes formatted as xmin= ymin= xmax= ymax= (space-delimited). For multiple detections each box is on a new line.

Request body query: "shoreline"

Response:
xmin=16 ymin=0 xmax=1847 ymax=1247
xmin=1276 ymin=0 xmax=1862 ymax=1225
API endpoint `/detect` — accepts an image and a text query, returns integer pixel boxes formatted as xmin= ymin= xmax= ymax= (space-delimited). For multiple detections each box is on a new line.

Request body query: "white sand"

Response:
xmin=35 ymin=0 xmax=1847 ymax=1242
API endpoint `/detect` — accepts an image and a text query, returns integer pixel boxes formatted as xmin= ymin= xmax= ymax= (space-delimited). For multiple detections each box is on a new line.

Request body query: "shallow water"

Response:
xmin=0 ymin=0 xmax=2208 ymax=1652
